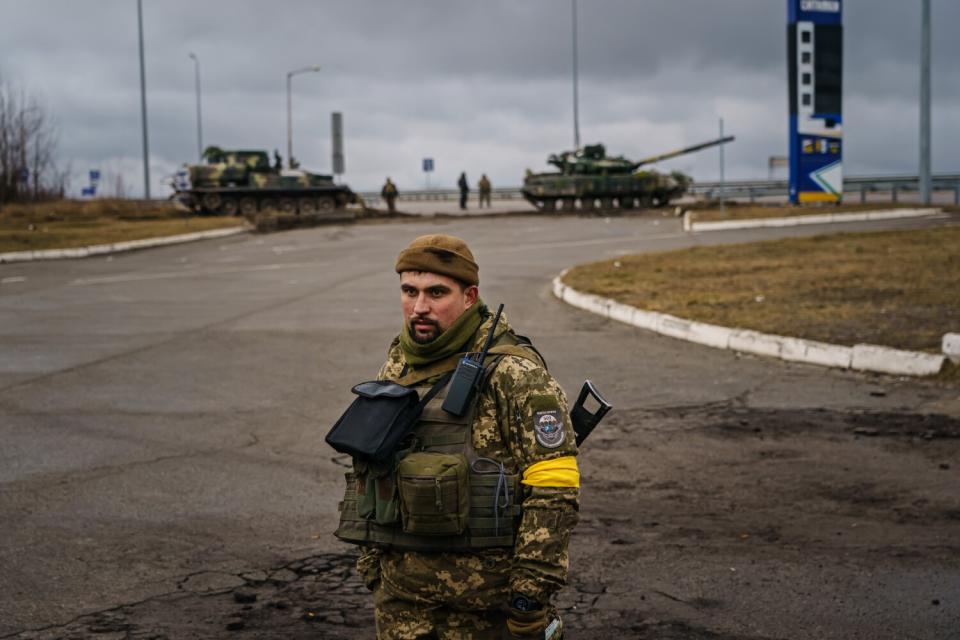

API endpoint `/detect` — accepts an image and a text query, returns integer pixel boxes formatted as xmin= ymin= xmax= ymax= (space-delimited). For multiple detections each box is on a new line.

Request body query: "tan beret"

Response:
xmin=395 ymin=234 xmax=479 ymax=286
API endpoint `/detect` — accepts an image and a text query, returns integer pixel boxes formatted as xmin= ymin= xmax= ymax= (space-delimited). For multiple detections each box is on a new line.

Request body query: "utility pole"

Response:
xmin=919 ymin=0 xmax=932 ymax=204
xmin=286 ymin=65 xmax=321 ymax=169
xmin=137 ymin=0 xmax=150 ymax=199
xmin=719 ymin=118 xmax=725 ymax=216
xmin=572 ymin=0 xmax=580 ymax=150
xmin=189 ymin=53 xmax=203 ymax=162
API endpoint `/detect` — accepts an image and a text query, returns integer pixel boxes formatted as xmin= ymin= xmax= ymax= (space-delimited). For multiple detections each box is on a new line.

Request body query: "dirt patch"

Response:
xmin=563 ymin=225 xmax=960 ymax=354
xmin=5 ymin=552 xmax=775 ymax=640
xmin=9 ymin=405 xmax=958 ymax=640
xmin=247 ymin=210 xmax=357 ymax=232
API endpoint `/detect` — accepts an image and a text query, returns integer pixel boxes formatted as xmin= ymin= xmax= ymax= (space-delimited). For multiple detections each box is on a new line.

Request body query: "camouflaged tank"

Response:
xmin=522 ymin=136 xmax=734 ymax=212
xmin=173 ymin=148 xmax=357 ymax=215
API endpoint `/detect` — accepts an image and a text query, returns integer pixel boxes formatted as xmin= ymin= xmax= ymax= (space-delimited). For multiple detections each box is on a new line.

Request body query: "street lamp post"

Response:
xmin=137 ymin=0 xmax=150 ymax=199
xmin=919 ymin=0 xmax=931 ymax=204
xmin=572 ymin=0 xmax=580 ymax=150
xmin=286 ymin=65 xmax=321 ymax=169
xmin=189 ymin=53 xmax=203 ymax=162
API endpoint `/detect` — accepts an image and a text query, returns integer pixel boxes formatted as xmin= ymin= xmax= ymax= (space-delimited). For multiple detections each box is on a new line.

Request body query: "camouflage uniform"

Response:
xmin=478 ymin=175 xmax=492 ymax=208
xmin=382 ymin=179 xmax=399 ymax=214
xmin=358 ymin=311 xmax=579 ymax=639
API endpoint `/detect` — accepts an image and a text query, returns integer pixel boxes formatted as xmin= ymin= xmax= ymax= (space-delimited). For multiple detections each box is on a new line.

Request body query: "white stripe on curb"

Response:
xmin=0 ymin=226 xmax=249 ymax=264
xmin=686 ymin=207 xmax=942 ymax=233
xmin=552 ymin=272 xmax=945 ymax=377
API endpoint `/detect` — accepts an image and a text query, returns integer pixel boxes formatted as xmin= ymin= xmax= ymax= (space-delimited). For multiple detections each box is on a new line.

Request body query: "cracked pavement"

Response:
xmin=0 ymin=213 xmax=957 ymax=638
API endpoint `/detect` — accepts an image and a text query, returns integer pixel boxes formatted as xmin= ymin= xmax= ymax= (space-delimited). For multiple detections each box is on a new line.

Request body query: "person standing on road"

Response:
xmin=478 ymin=174 xmax=492 ymax=209
xmin=333 ymin=234 xmax=579 ymax=639
xmin=458 ymin=172 xmax=470 ymax=210
xmin=381 ymin=177 xmax=399 ymax=214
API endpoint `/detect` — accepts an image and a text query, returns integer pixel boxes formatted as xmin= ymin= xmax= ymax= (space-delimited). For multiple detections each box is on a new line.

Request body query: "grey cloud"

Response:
xmin=0 ymin=0 xmax=956 ymax=196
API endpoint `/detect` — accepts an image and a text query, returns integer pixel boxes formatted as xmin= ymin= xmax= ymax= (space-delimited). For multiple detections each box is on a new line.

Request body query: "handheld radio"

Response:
xmin=441 ymin=304 xmax=504 ymax=416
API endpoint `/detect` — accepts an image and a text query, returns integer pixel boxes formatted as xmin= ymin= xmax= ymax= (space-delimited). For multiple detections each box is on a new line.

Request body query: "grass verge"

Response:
xmin=0 ymin=199 xmax=245 ymax=253
xmin=689 ymin=202 xmax=938 ymax=223
xmin=563 ymin=225 xmax=959 ymax=354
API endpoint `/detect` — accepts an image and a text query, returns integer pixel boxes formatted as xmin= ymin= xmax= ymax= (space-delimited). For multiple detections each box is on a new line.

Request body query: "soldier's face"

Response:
xmin=400 ymin=271 xmax=478 ymax=344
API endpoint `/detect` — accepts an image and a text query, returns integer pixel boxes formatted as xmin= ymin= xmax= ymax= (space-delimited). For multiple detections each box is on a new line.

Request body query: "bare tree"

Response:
xmin=0 ymin=71 xmax=64 ymax=204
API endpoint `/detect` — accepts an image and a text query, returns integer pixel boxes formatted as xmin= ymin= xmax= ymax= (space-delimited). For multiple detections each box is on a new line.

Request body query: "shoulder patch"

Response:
xmin=533 ymin=409 xmax=565 ymax=448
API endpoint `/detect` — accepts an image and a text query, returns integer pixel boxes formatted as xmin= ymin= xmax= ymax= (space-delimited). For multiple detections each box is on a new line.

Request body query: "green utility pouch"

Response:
xmin=355 ymin=460 xmax=400 ymax=525
xmin=398 ymin=452 xmax=470 ymax=535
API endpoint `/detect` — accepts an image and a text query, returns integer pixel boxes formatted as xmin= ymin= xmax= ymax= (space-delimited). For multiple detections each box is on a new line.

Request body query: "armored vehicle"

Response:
xmin=522 ymin=136 xmax=734 ymax=211
xmin=173 ymin=148 xmax=357 ymax=216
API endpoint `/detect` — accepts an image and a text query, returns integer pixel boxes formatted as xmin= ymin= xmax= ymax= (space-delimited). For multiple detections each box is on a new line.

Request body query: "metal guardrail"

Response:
xmin=359 ymin=173 xmax=960 ymax=206
xmin=690 ymin=173 xmax=960 ymax=203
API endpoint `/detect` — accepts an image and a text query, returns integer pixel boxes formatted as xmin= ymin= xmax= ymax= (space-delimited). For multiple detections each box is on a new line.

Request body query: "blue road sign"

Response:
xmin=89 ymin=170 xmax=101 ymax=184
xmin=422 ymin=158 xmax=434 ymax=173
xmin=81 ymin=186 xmax=97 ymax=197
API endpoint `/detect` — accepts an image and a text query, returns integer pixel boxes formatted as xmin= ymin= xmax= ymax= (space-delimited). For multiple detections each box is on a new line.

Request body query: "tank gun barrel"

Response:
xmin=633 ymin=135 xmax=735 ymax=168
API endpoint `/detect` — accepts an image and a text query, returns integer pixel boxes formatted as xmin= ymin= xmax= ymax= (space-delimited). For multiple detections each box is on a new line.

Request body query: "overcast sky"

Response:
xmin=1 ymin=0 xmax=957 ymax=196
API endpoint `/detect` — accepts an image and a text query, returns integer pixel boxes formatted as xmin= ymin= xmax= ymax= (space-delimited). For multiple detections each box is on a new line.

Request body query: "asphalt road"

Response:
xmin=0 ymin=212 xmax=957 ymax=639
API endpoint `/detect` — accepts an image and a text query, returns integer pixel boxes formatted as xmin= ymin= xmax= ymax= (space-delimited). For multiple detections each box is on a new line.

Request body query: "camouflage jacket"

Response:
xmin=356 ymin=312 xmax=580 ymax=608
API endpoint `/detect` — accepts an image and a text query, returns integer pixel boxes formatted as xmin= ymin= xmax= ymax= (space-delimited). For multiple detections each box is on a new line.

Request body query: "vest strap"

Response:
xmin=418 ymin=433 xmax=468 ymax=447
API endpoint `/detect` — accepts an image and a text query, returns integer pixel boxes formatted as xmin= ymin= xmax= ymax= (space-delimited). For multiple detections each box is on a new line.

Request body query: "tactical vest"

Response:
xmin=334 ymin=335 xmax=543 ymax=552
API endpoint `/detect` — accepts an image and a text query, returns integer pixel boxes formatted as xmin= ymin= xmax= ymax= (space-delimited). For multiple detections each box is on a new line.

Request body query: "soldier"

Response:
xmin=382 ymin=177 xmax=399 ymax=214
xmin=333 ymin=234 xmax=579 ymax=639
xmin=458 ymin=172 xmax=470 ymax=210
xmin=478 ymin=174 xmax=492 ymax=209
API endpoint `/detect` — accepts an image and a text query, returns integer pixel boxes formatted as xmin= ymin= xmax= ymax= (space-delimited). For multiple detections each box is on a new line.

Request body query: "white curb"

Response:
xmin=0 ymin=226 xmax=249 ymax=264
xmin=552 ymin=273 xmax=946 ymax=378
xmin=686 ymin=207 xmax=942 ymax=233
xmin=850 ymin=344 xmax=945 ymax=376
xmin=944 ymin=333 xmax=960 ymax=364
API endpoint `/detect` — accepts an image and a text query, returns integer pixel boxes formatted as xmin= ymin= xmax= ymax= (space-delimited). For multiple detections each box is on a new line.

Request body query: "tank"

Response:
xmin=172 ymin=147 xmax=357 ymax=216
xmin=522 ymin=136 xmax=734 ymax=211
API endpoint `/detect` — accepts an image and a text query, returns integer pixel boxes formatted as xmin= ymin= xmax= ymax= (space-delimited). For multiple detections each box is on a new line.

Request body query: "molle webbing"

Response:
xmin=336 ymin=471 xmax=520 ymax=551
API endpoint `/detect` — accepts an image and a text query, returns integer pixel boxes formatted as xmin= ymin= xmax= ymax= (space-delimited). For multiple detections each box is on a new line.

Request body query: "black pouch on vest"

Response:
xmin=325 ymin=372 xmax=453 ymax=463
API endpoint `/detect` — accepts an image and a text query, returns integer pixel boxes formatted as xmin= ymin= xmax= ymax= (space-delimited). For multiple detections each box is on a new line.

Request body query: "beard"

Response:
xmin=408 ymin=317 xmax=441 ymax=344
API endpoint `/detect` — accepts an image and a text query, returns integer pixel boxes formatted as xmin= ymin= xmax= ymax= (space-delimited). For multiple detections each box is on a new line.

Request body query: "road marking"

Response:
xmin=71 ymin=261 xmax=327 ymax=286
xmin=1 ymin=276 xmax=26 ymax=284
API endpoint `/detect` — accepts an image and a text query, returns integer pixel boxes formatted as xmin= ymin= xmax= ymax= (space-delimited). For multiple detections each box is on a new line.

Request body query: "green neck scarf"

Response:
xmin=399 ymin=299 xmax=486 ymax=366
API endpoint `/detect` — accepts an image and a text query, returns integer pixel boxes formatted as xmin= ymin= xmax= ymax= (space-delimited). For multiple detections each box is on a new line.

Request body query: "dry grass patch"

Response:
xmin=0 ymin=199 xmax=245 ymax=252
xmin=564 ymin=225 xmax=960 ymax=353
xmin=690 ymin=202 xmax=926 ymax=223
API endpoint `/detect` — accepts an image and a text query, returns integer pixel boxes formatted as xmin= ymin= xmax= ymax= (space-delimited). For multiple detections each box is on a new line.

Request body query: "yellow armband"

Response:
xmin=521 ymin=456 xmax=580 ymax=488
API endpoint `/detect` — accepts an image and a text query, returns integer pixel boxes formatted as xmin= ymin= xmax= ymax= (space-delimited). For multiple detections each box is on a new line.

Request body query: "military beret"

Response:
xmin=395 ymin=234 xmax=479 ymax=286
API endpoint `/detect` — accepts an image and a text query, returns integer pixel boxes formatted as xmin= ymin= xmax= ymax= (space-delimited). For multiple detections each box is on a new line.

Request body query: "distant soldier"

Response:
xmin=273 ymin=150 xmax=283 ymax=171
xmin=478 ymin=174 xmax=492 ymax=209
xmin=458 ymin=172 xmax=469 ymax=210
xmin=381 ymin=177 xmax=399 ymax=214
